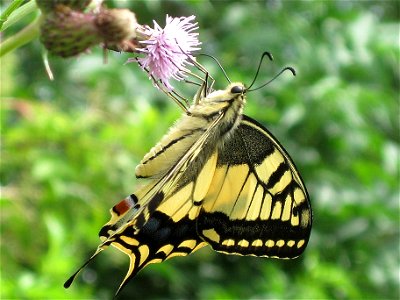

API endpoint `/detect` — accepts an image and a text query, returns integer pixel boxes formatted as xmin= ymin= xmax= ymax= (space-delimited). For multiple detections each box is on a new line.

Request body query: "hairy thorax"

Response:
xmin=135 ymin=83 xmax=246 ymax=179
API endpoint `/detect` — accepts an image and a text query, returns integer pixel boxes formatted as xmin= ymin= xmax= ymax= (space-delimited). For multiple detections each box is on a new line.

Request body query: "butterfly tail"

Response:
xmin=64 ymin=246 xmax=105 ymax=289
xmin=113 ymin=249 xmax=141 ymax=299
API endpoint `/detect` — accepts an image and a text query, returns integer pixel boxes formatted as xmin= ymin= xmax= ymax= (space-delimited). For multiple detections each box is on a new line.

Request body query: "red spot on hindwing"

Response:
xmin=113 ymin=197 xmax=133 ymax=215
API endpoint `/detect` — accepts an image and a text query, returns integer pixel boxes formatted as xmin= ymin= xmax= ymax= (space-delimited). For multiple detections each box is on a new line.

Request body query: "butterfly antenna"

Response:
xmin=64 ymin=247 xmax=104 ymax=289
xmin=248 ymin=66 xmax=296 ymax=92
xmin=198 ymin=53 xmax=231 ymax=84
xmin=247 ymin=51 xmax=274 ymax=90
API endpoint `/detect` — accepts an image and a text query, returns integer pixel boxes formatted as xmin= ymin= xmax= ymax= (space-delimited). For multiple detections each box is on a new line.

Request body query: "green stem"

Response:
xmin=0 ymin=15 xmax=42 ymax=57
xmin=0 ymin=0 xmax=25 ymax=30
xmin=1 ymin=0 xmax=37 ymax=31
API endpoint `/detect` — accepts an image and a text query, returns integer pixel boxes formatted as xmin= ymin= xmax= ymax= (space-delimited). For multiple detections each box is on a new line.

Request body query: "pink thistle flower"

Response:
xmin=132 ymin=15 xmax=201 ymax=90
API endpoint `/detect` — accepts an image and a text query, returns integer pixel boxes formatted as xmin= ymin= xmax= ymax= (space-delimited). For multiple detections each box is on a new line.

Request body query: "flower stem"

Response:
xmin=0 ymin=15 xmax=42 ymax=57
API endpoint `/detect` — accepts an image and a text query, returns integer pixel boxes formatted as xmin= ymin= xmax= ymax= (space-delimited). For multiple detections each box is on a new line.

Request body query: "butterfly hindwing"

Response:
xmin=197 ymin=115 xmax=312 ymax=258
xmin=96 ymin=136 xmax=221 ymax=292
xmin=106 ymin=209 xmax=207 ymax=294
xmin=99 ymin=182 xmax=210 ymax=294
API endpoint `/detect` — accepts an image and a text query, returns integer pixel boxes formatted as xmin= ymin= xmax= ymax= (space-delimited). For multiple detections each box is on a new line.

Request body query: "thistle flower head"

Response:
xmin=132 ymin=15 xmax=201 ymax=90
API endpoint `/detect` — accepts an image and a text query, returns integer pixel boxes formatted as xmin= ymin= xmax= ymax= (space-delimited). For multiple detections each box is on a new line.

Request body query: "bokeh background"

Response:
xmin=1 ymin=1 xmax=399 ymax=299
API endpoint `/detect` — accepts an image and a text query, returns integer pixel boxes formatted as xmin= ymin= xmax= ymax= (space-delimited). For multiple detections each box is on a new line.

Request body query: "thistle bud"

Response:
xmin=95 ymin=9 xmax=138 ymax=45
xmin=40 ymin=5 xmax=102 ymax=57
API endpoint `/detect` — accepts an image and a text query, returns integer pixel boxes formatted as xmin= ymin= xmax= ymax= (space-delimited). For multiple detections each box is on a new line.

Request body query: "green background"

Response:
xmin=1 ymin=1 xmax=399 ymax=299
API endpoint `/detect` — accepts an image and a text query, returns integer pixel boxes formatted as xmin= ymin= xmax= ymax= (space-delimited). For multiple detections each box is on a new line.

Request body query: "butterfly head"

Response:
xmin=229 ymin=83 xmax=246 ymax=95
xmin=201 ymin=82 xmax=246 ymax=105
xmin=226 ymin=82 xmax=247 ymax=106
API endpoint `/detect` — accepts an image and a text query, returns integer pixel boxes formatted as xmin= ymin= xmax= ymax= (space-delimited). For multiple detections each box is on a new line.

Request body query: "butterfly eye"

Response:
xmin=230 ymin=85 xmax=244 ymax=94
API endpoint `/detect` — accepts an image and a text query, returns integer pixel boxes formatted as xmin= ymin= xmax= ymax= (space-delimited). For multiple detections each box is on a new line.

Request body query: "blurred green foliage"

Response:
xmin=1 ymin=1 xmax=399 ymax=299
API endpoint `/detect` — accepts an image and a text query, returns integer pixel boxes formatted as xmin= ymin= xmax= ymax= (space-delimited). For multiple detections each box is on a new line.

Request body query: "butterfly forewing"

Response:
xmin=197 ymin=115 xmax=311 ymax=258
